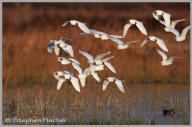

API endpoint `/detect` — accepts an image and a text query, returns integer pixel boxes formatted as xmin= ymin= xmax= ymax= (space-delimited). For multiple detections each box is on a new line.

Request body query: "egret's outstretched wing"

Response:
xmin=72 ymin=63 xmax=82 ymax=74
xmin=140 ymin=38 xmax=150 ymax=47
xmin=159 ymin=20 xmax=166 ymax=26
xmin=69 ymin=58 xmax=80 ymax=65
xmin=155 ymin=38 xmax=168 ymax=52
xmin=115 ymin=79 xmax=125 ymax=93
xmin=47 ymin=47 xmax=53 ymax=54
xmin=171 ymin=19 xmax=185 ymax=29
xmin=123 ymin=23 xmax=132 ymax=37
xmin=77 ymin=21 xmax=90 ymax=34
xmin=95 ymin=52 xmax=111 ymax=61
xmin=103 ymin=79 xmax=110 ymax=91
xmin=103 ymin=56 xmax=114 ymax=62
xmin=165 ymin=27 xmax=180 ymax=37
xmin=91 ymin=29 xmax=106 ymax=35
xmin=163 ymin=13 xmax=171 ymax=26
xmin=57 ymin=79 xmax=65 ymax=90
xmin=61 ymin=37 xmax=72 ymax=42
xmin=157 ymin=49 xmax=168 ymax=61
xmin=54 ymin=46 xmax=60 ymax=56
xmin=136 ymin=21 xmax=148 ymax=35
xmin=180 ymin=25 xmax=190 ymax=39
xmin=80 ymin=32 xmax=89 ymax=35
xmin=126 ymin=40 xmax=140 ymax=44
xmin=79 ymin=50 xmax=94 ymax=61
xmin=63 ymin=71 xmax=73 ymax=76
xmin=110 ymin=38 xmax=124 ymax=45
xmin=84 ymin=68 xmax=91 ymax=75
xmin=91 ymin=72 xmax=101 ymax=82
xmin=79 ymin=74 xmax=87 ymax=87
xmin=47 ymin=42 xmax=55 ymax=54
xmin=80 ymin=76 xmax=87 ymax=87
xmin=70 ymin=77 xmax=80 ymax=92
xmin=110 ymin=35 xmax=124 ymax=39
xmin=104 ymin=62 xmax=116 ymax=73
xmin=64 ymin=44 xmax=74 ymax=57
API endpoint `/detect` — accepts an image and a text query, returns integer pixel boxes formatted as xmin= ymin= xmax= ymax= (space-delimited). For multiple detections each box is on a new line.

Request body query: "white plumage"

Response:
xmin=79 ymin=50 xmax=116 ymax=73
xmin=103 ymin=77 xmax=125 ymax=93
xmin=73 ymin=64 xmax=101 ymax=87
xmin=62 ymin=20 xmax=91 ymax=34
xmin=140 ymin=36 xmax=168 ymax=52
xmin=81 ymin=29 xmax=124 ymax=40
xmin=164 ymin=25 xmax=190 ymax=42
xmin=157 ymin=49 xmax=180 ymax=66
xmin=153 ymin=10 xmax=171 ymax=26
xmin=47 ymin=37 xmax=74 ymax=57
xmin=53 ymin=71 xmax=80 ymax=92
xmin=110 ymin=38 xmax=139 ymax=50
xmin=123 ymin=19 xmax=148 ymax=37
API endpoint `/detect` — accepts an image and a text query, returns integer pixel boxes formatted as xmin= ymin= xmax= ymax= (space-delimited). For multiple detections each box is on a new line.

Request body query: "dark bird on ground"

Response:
xmin=163 ymin=108 xmax=175 ymax=116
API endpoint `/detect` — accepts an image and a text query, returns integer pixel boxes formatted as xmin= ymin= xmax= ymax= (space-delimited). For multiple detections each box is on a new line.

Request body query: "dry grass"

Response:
xmin=2 ymin=3 xmax=190 ymax=86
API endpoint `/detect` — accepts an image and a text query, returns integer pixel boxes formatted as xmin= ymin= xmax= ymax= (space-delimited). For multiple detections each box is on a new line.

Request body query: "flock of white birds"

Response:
xmin=47 ymin=10 xmax=190 ymax=93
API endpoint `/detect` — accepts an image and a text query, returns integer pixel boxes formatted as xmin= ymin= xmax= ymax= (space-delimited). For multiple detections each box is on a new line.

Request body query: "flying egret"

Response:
xmin=79 ymin=50 xmax=116 ymax=73
xmin=164 ymin=19 xmax=186 ymax=31
xmin=123 ymin=19 xmax=148 ymax=37
xmin=141 ymin=36 xmax=168 ymax=52
xmin=53 ymin=71 xmax=66 ymax=90
xmin=73 ymin=64 xmax=101 ymax=87
xmin=164 ymin=25 xmax=190 ymax=42
xmin=157 ymin=49 xmax=180 ymax=66
xmin=58 ymin=57 xmax=80 ymax=65
xmin=103 ymin=77 xmax=125 ymax=93
xmin=47 ymin=37 xmax=74 ymax=57
xmin=153 ymin=12 xmax=186 ymax=34
xmin=81 ymin=29 xmax=124 ymax=40
xmin=62 ymin=20 xmax=90 ymax=34
xmin=110 ymin=38 xmax=140 ymax=50
xmin=153 ymin=10 xmax=171 ymax=26
xmin=153 ymin=11 xmax=185 ymax=29
xmin=53 ymin=71 xmax=80 ymax=92
xmin=57 ymin=57 xmax=81 ymax=72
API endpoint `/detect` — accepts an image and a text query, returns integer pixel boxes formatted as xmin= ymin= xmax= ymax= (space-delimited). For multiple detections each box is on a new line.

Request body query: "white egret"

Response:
xmin=47 ymin=37 xmax=74 ymax=57
xmin=141 ymin=36 xmax=168 ymax=52
xmin=110 ymin=38 xmax=139 ymax=50
xmin=123 ymin=19 xmax=148 ymax=37
xmin=164 ymin=25 xmax=190 ymax=42
xmin=73 ymin=64 xmax=101 ymax=87
xmin=103 ymin=77 xmax=125 ymax=93
xmin=153 ymin=10 xmax=171 ymax=26
xmin=53 ymin=71 xmax=80 ymax=92
xmin=81 ymin=29 xmax=124 ymax=40
xmin=79 ymin=51 xmax=116 ymax=73
xmin=157 ymin=49 xmax=180 ymax=66
xmin=62 ymin=20 xmax=90 ymax=34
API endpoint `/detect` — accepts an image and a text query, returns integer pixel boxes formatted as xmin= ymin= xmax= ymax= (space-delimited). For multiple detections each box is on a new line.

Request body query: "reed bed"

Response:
xmin=3 ymin=83 xmax=190 ymax=125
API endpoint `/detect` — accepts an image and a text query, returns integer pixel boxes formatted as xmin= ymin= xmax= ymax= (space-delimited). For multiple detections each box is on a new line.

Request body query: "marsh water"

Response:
xmin=3 ymin=83 xmax=190 ymax=125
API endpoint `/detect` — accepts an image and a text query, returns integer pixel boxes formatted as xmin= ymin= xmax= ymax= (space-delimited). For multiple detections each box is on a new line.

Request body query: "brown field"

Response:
xmin=3 ymin=3 xmax=190 ymax=125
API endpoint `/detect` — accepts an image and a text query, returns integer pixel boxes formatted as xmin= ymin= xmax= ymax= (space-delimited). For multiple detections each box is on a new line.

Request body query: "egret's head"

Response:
xmin=129 ymin=19 xmax=136 ymax=24
xmin=70 ymin=20 xmax=77 ymax=25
